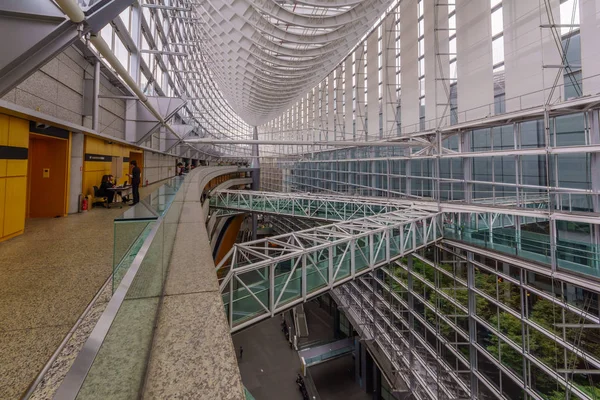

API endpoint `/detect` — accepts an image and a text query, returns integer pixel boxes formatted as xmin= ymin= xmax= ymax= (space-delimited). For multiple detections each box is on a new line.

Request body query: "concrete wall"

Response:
xmin=1 ymin=46 xmax=127 ymax=140
xmin=144 ymin=151 xmax=176 ymax=185
xmin=68 ymin=132 xmax=84 ymax=214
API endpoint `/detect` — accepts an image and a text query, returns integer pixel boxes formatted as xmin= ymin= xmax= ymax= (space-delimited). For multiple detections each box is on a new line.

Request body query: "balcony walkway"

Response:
xmin=216 ymin=204 xmax=441 ymax=332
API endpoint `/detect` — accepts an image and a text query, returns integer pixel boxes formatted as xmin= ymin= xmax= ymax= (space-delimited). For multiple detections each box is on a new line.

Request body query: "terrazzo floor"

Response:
xmin=0 ymin=185 xmax=159 ymax=400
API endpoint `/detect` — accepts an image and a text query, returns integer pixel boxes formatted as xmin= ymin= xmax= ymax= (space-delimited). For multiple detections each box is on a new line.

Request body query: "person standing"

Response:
xmin=239 ymin=345 xmax=243 ymax=360
xmin=127 ymin=160 xmax=141 ymax=205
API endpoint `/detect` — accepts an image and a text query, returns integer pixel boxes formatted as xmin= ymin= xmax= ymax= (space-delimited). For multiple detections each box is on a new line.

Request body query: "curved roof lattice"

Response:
xmin=190 ymin=0 xmax=395 ymax=126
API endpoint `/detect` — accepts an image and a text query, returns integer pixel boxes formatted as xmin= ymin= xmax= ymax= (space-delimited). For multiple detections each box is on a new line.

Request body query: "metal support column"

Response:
xmin=466 ymin=251 xmax=478 ymax=399
xmin=251 ymin=126 xmax=260 ymax=240
xmin=92 ymin=61 xmax=100 ymax=131
xmin=461 ymin=130 xmax=472 ymax=203
xmin=406 ymin=255 xmax=416 ymax=393
xmin=589 ymin=110 xmax=600 ymax=270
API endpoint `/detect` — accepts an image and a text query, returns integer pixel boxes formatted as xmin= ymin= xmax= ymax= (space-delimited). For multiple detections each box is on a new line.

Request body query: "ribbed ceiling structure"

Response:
xmin=190 ymin=0 xmax=395 ymax=126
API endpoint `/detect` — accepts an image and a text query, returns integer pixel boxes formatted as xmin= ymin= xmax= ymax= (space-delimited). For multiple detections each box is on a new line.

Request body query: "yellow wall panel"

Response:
xmin=7 ymin=117 xmax=29 ymax=148
xmin=0 ymin=160 xmax=6 ymax=178
xmin=4 ymin=176 xmax=26 ymax=236
xmin=0 ymin=178 xmax=5 ymax=237
xmin=6 ymin=160 xmax=27 ymax=177
xmin=83 ymin=136 xmax=142 ymax=194
xmin=0 ymin=114 xmax=8 ymax=146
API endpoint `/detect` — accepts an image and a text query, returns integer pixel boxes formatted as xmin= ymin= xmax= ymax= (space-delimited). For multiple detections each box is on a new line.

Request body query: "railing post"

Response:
xmin=386 ymin=229 xmax=391 ymax=263
xmin=302 ymin=254 xmax=307 ymax=301
xmin=369 ymin=233 xmax=374 ymax=268
xmin=400 ymin=224 xmax=405 ymax=254
xmin=350 ymin=239 xmax=356 ymax=279
xmin=329 ymin=245 xmax=335 ymax=286
xmin=229 ymin=278 xmax=234 ymax=328
xmin=269 ymin=263 xmax=275 ymax=316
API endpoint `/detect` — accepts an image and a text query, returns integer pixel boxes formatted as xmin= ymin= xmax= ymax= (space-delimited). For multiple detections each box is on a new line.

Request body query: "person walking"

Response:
xmin=239 ymin=345 xmax=243 ymax=360
xmin=127 ymin=160 xmax=141 ymax=205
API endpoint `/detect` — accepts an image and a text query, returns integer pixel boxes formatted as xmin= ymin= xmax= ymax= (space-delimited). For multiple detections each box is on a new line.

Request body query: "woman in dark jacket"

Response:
xmin=97 ymin=175 xmax=115 ymax=207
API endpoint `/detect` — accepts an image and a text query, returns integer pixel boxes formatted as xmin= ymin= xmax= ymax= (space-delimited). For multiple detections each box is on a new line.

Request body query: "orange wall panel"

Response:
xmin=28 ymin=136 xmax=68 ymax=218
xmin=214 ymin=215 xmax=245 ymax=265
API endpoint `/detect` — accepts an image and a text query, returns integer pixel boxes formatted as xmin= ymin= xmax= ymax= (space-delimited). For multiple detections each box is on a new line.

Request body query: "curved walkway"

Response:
xmin=142 ymin=167 xmax=245 ymax=399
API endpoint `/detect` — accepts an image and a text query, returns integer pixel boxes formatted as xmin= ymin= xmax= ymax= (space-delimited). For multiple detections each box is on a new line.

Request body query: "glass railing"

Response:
xmin=444 ymin=224 xmax=600 ymax=278
xmin=112 ymin=177 xmax=185 ymax=292
xmin=55 ymin=176 xmax=187 ymax=400
xmin=303 ymin=345 xmax=354 ymax=366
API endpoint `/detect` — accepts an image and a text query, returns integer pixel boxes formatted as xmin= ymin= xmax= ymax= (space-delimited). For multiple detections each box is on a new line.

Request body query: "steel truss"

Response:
xmin=212 ymin=189 xmax=600 ymax=277
xmin=215 ymin=208 xmax=441 ymax=332
xmin=210 ymin=189 xmax=428 ymax=222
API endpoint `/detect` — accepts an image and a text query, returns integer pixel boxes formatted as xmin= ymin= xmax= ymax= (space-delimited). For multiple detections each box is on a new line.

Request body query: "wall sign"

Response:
xmin=84 ymin=153 xmax=113 ymax=162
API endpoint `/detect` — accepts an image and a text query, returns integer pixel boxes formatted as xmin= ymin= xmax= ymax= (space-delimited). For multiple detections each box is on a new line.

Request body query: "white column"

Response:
xmin=355 ymin=45 xmax=366 ymax=140
xmin=503 ymin=0 xmax=562 ymax=111
xmin=400 ymin=0 xmax=419 ymax=133
xmin=382 ymin=15 xmax=397 ymax=137
xmin=307 ymin=90 xmax=314 ymax=142
xmin=580 ymin=0 xmax=600 ymax=95
xmin=68 ymin=133 xmax=84 ymax=214
xmin=327 ymin=74 xmax=335 ymax=142
xmin=367 ymin=32 xmax=380 ymax=139
xmin=345 ymin=57 xmax=354 ymax=141
xmin=456 ymin=0 xmax=494 ymax=121
xmin=425 ymin=1 xmax=450 ymax=128
xmin=336 ymin=66 xmax=344 ymax=141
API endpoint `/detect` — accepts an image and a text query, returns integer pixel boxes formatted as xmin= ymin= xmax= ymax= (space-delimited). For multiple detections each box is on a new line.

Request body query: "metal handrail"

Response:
xmin=54 ymin=216 xmax=164 ymax=399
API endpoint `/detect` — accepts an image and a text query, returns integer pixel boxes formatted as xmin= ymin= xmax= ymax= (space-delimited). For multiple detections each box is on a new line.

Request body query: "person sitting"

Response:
xmin=111 ymin=175 xmax=130 ymax=204
xmin=97 ymin=175 xmax=115 ymax=207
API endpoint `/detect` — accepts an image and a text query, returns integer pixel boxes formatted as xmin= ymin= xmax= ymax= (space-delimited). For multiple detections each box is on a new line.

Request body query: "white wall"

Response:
xmin=400 ymin=0 xmax=419 ymax=133
xmin=503 ymin=0 xmax=562 ymax=111
xmin=456 ymin=0 xmax=494 ymax=121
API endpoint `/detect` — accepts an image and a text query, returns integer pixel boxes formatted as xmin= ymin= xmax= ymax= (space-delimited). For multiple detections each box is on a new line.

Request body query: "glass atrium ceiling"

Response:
xmin=191 ymin=0 xmax=395 ymax=126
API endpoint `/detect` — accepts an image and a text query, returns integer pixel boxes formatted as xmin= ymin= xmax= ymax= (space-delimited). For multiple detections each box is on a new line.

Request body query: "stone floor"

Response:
xmin=0 ymin=185 xmax=158 ymax=400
